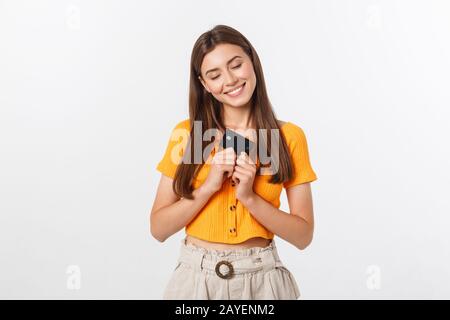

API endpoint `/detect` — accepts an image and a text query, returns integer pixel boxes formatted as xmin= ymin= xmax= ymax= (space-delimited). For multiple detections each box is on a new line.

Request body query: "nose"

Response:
xmin=224 ymin=70 xmax=238 ymax=88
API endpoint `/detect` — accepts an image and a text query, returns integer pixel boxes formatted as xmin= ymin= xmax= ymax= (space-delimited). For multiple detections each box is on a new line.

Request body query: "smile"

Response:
xmin=225 ymin=83 xmax=246 ymax=97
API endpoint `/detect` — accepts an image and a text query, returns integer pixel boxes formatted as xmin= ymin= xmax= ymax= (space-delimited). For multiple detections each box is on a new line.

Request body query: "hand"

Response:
xmin=202 ymin=147 xmax=236 ymax=194
xmin=231 ymin=152 xmax=257 ymax=203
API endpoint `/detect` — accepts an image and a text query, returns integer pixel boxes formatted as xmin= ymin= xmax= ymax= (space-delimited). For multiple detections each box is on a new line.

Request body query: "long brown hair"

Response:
xmin=173 ymin=25 xmax=294 ymax=199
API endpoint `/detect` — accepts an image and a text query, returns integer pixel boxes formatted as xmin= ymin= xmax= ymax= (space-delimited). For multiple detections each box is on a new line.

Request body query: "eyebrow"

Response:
xmin=205 ymin=55 xmax=243 ymax=76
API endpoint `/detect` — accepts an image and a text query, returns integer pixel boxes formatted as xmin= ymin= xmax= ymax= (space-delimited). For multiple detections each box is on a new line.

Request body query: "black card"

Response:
xmin=221 ymin=128 xmax=256 ymax=156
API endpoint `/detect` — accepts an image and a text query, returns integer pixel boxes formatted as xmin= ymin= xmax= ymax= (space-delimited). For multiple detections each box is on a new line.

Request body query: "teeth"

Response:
xmin=227 ymin=84 xmax=244 ymax=94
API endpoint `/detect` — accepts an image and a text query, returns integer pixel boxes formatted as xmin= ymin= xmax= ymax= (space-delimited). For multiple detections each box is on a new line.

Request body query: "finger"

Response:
xmin=214 ymin=159 xmax=236 ymax=166
xmin=234 ymin=165 xmax=252 ymax=177
xmin=213 ymin=151 xmax=236 ymax=158
xmin=231 ymin=170 xmax=246 ymax=184
xmin=236 ymin=158 xmax=256 ymax=171
xmin=213 ymin=153 xmax=237 ymax=162
xmin=236 ymin=157 xmax=255 ymax=168
xmin=231 ymin=171 xmax=239 ymax=184
xmin=241 ymin=152 xmax=256 ymax=164
xmin=219 ymin=164 xmax=235 ymax=177
xmin=237 ymin=152 xmax=255 ymax=165
xmin=214 ymin=150 xmax=236 ymax=161
xmin=224 ymin=147 xmax=237 ymax=156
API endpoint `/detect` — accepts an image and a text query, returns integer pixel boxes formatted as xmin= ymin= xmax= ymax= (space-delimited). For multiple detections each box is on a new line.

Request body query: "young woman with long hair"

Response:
xmin=150 ymin=25 xmax=317 ymax=300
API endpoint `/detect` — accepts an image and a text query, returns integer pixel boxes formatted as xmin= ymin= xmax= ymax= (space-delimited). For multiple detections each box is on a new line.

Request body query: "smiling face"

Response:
xmin=198 ymin=43 xmax=257 ymax=108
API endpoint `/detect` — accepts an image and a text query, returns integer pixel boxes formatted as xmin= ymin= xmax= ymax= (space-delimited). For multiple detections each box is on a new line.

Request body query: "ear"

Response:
xmin=198 ymin=75 xmax=211 ymax=93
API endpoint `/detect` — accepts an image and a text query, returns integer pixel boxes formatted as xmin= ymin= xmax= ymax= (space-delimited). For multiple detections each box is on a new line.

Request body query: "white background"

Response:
xmin=1 ymin=0 xmax=449 ymax=299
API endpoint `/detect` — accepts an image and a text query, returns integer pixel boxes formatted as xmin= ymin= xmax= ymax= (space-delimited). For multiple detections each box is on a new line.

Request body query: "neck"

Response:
xmin=221 ymin=101 xmax=255 ymax=130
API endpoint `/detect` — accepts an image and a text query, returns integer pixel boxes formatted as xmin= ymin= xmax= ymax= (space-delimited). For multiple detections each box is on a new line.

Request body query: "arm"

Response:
xmin=150 ymin=174 xmax=215 ymax=242
xmin=240 ymin=183 xmax=315 ymax=250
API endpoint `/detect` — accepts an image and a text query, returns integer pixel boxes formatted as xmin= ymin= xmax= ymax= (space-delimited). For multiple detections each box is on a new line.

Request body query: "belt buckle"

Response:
xmin=215 ymin=260 xmax=234 ymax=279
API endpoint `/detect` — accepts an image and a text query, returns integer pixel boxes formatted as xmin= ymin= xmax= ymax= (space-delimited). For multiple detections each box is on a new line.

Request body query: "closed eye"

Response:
xmin=211 ymin=64 xmax=242 ymax=80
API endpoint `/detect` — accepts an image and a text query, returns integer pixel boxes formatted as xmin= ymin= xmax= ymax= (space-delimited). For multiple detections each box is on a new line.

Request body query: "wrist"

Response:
xmin=197 ymin=184 xmax=217 ymax=198
xmin=241 ymin=191 xmax=257 ymax=208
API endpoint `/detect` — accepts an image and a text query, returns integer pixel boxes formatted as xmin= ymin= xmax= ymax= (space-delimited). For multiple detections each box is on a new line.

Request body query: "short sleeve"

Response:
xmin=156 ymin=119 xmax=190 ymax=179
xmin=282 ymin=123 xmax=318 ymax=189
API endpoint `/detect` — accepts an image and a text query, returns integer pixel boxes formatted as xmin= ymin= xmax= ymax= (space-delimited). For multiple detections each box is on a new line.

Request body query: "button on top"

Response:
xmin=229 ymin=205 xmax=236 ymax=211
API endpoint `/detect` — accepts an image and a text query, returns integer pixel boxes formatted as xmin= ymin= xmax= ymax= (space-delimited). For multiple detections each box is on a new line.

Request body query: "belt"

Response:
xmin=178 ymin=244 xmax=283 ymax=280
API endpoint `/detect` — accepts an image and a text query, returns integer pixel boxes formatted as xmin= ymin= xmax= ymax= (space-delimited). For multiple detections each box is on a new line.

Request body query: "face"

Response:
xmin=198 ymin=43 xmax=257 ymax=108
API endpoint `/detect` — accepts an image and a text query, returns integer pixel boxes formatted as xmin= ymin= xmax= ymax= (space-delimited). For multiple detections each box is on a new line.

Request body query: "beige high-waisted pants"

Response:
xmin=162 ymin=237 xmax=301 ymax=300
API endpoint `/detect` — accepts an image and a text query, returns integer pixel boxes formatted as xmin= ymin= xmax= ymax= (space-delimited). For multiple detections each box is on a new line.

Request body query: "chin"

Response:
xmin=226 ymin=101 xmax=249 ymax=108
xmin=224 ymin=94 xmax=252 ymax=107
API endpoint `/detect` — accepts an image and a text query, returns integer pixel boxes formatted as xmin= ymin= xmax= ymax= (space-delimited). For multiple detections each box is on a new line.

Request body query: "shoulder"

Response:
xmin=163 ymin=118 xmax=191 ymax=144
xmin=173 ymin=118 xmax=190 ymax=130
xmin=279 ymin=120 xmax=307 ymax=142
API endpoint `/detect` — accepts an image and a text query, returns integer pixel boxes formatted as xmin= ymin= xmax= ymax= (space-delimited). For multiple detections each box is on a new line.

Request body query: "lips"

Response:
xmin=225 ymin=82 xmax=246 ymax=96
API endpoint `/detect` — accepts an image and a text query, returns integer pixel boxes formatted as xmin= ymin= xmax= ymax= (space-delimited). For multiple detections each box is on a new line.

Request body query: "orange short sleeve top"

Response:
xmin=156 ymin=119 xmax=317 ymax=244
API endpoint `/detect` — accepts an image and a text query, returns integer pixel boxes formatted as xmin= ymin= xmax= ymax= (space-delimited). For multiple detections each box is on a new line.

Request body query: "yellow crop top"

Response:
xmin=156 ymin=119 xmax=318 ymax=244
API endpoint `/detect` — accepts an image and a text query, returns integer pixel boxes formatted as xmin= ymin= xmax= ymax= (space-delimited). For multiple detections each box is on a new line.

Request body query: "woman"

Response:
xmin=150 ymin=25 xmax=317 ymax=300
